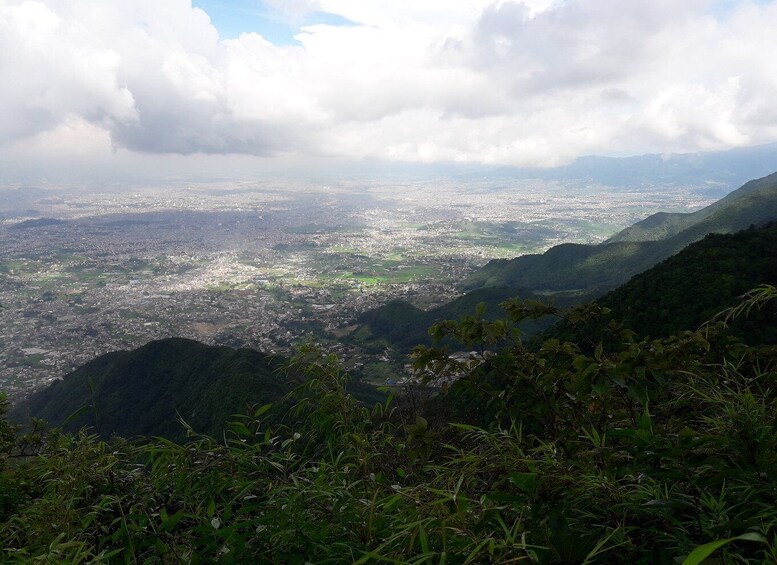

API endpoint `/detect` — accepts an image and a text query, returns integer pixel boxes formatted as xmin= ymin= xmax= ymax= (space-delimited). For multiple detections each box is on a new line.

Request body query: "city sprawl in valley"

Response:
xmin=0 ymin=179 xmax=714 ymax=399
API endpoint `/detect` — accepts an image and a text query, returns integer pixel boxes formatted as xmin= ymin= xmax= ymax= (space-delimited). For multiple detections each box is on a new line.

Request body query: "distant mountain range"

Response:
xmin=453 ymin=142 xmax=777 ymax=190
xmin=342 ymin=142 xmax=777 ymax=191
xmin=533 ymin=142 xmax=777 ymax=188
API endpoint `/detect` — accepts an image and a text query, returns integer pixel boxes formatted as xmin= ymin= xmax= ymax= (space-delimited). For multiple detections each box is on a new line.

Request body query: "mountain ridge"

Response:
xmin=464 ymin=171 xmax=777 ymax=293
xmin=606 ymin=171 xmax=777 ymax=243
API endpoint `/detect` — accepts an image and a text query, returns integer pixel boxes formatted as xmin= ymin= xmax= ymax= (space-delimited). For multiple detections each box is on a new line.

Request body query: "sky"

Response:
xmin=1 ymin=0 xmax=777 ymax=185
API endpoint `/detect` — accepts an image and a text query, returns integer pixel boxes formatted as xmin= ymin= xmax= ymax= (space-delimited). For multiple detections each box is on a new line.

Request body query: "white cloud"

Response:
xmin=0 ymin=1 xmax=136 ymax=143
xmin=1 ymin=0 xmax=777 ymax=178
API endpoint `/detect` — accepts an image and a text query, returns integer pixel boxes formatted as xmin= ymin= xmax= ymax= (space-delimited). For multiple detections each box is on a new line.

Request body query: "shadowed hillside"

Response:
xmin=350 ymin=286 xmax=598 ymax=354
xmin=14 ymin=339 xmax=293 ymax=440
xmin=599 ymin=221 xmax=777 ymax=340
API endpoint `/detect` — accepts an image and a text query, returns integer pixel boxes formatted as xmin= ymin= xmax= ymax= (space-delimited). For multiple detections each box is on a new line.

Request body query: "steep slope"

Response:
xmin=599 ymin=222 xmax=777 ymax=339
xmin=464 ymin=171 xmax=777 ymax=293
xmin=606 ymin=171 xmax=777 ymax=243
xmin=463 ymin=240 xmax=659 ymax=292
xmin=14 ymin=338 xmax=294 ymax=440
xmin=603 ymin=210 xmax=711 ymax=244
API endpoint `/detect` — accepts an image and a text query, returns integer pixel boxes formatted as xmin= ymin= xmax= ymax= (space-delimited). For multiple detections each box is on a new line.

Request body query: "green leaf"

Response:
xmin=94 ymin=548 xmax=125 ymax=562
xmin=464 ymin=538 xmax=491 ymax=564
xmin=228 ymin=421 xmax=251 ymax=437
xmin=381 ymin=494 xmax=403 ymax=511
xmin=682 ymin=532 xmax=767 ymax=565
xmin=581 ymin=527 xmax=624 ymax=565
xmin=418 ymin=524 xmax=429 ymax=553
xmin=509 ymin=471 xmax=538 ymax=495
xmin=62 ymin=405 xmax=92 ymax=426
xmin=409 ymin=416 xmax=428 ymax=434
xmin=160 ymin=510 xmax=185 ymax=533
xmin=253 ymin=403 xmax=273 ymax=418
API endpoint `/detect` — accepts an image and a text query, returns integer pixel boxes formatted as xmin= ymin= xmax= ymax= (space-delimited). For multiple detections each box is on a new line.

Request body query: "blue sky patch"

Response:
xmin=192 ymin=0 xmax=357 ymax=44
xmin=708 ymin=0 xmax=774 ymax=19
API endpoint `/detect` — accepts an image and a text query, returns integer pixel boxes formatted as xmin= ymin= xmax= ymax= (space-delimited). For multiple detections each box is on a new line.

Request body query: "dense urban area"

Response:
xmin=0 ymin=179 xmax=715 ymax=398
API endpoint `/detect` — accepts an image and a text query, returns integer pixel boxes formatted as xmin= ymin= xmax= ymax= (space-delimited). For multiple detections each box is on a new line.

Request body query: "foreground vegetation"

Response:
xmin=1 ymin=283 xmax=776 ymax=563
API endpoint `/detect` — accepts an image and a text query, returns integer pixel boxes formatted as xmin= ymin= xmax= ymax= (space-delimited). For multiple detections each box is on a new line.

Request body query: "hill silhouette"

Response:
xmin=16 ymin=338 xmax=385 ymax=441
xmin=605 ymin=172 xmax=777 ymax=243
xmin=14 ymin=338 xmax=294 ymax=440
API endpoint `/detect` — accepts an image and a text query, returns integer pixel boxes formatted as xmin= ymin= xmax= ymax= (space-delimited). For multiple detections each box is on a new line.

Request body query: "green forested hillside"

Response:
xmin=605 ymin=171 xmax=777 ymax=243
xmin=600 ymin=222 xmax=777 ymax=339
xmin=462 ymin=239 xmax=659 ymax=291
xmin=353 ymin=173 xmax=777 ymax=351
xmin=352 ymin=287 xmax=527 ymax=352
xmin=14 ymin=338 xmax=293 ymax=440
xmin=465 ymin=171 xmax=777 ymax=292
xmin=603 ymin=210 xmax=710 ymax=243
